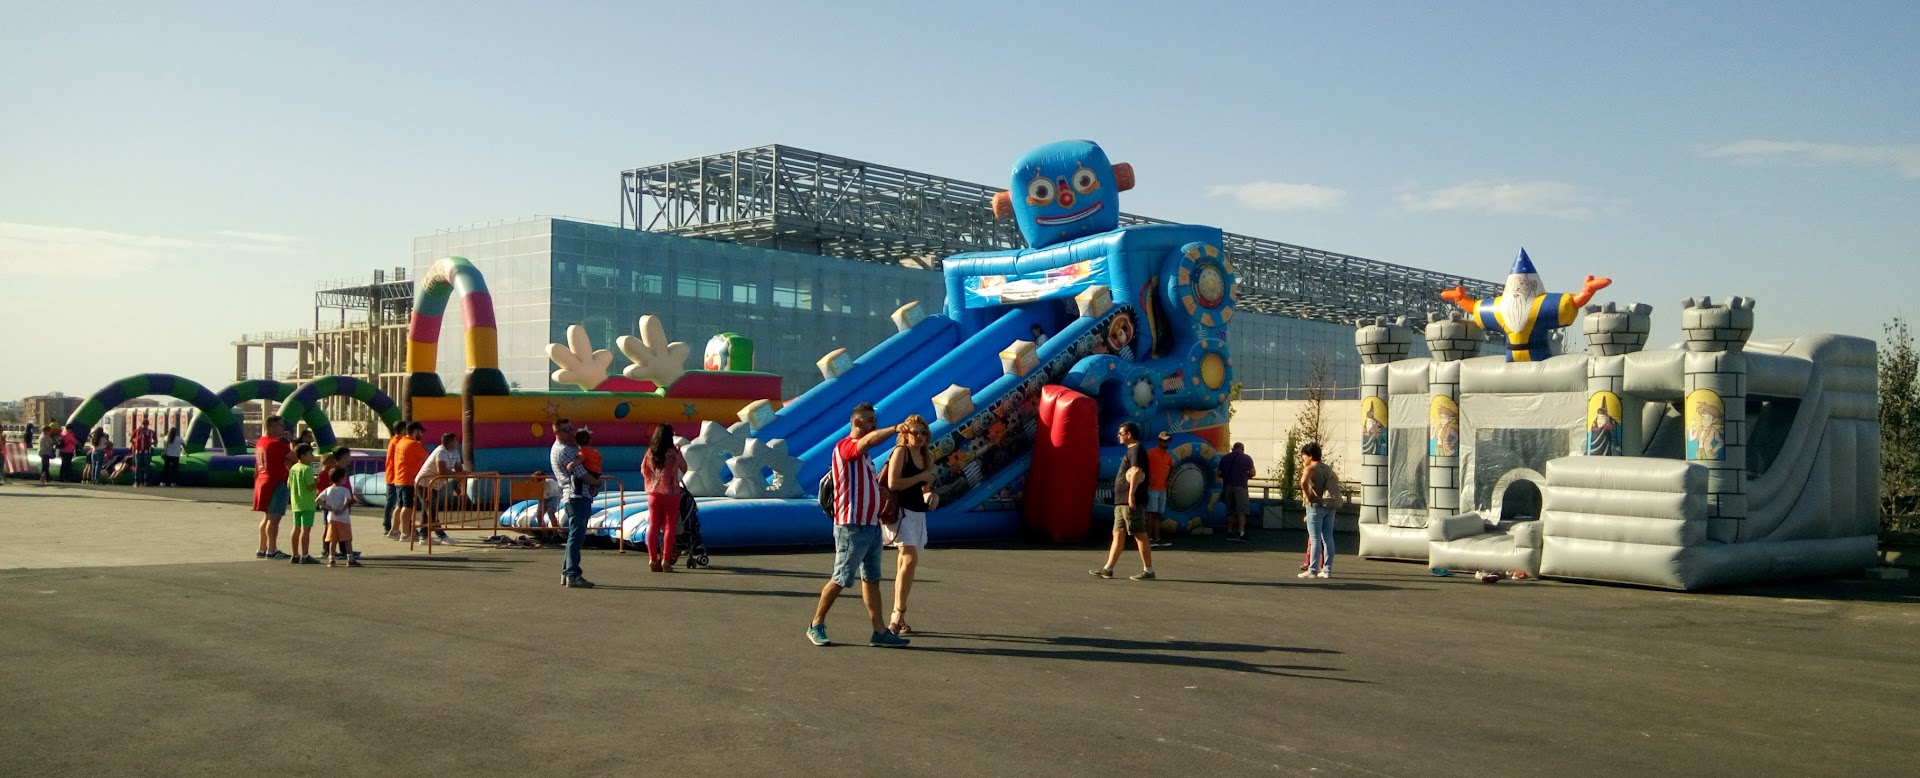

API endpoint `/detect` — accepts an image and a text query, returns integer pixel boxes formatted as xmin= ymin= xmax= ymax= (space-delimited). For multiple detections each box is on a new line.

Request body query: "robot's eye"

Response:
xmin=1071 ymin=166 xmax=1101 ymax=194
xmin=1025 ymin=176 xmax=1055 ymax=206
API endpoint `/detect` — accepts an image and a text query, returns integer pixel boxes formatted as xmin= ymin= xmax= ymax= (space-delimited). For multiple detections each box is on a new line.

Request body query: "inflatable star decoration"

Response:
xmin=679 ymin=420 xmax=745 ymax=497
xmin=726 ymin=438 xmax=804 ymax=499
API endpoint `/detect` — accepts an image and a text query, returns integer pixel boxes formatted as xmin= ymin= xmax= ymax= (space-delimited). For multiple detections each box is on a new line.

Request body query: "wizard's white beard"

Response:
xmin=1499 ymin=274 xmax=1544 ymax=332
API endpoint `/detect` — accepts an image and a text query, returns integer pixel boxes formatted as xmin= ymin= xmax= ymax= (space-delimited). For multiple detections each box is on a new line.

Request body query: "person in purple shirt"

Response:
xmin=1219 ymin=442 xmax=1256 ymax=542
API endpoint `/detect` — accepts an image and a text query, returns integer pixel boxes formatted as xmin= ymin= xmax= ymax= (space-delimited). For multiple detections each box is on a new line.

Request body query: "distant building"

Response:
xmin=22 ymin=393 xmax=84 ymax=426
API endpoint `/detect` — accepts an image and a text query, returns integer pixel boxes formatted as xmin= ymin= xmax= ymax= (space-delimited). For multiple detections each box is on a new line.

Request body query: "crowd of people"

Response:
xmin=16 ymin=401 xmax=1347 ymax=648
xmin=18 ymin=419 xmax=187 ymax=487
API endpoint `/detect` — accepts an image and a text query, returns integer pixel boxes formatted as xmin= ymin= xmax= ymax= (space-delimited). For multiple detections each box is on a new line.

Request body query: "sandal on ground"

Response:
xmin=888 ymin=610 xmax=911 ymax=635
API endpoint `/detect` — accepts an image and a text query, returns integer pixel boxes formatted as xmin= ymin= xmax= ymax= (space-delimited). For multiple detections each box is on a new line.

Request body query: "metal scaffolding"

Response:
xmin=621 ymin=145 xmax=1500 ymax=324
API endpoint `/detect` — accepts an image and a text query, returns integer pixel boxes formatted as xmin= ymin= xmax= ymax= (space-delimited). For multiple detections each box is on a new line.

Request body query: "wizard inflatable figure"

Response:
xmin=1440 ymin=248 xmax=1611 ymax=362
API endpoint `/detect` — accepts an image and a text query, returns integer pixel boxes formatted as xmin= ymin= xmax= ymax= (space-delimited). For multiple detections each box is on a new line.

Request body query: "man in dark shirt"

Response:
xmin=1090 ymin=422 xmax=1155 ymax=580
xmin=1219 ymin=442 xmax=1256 ymax=541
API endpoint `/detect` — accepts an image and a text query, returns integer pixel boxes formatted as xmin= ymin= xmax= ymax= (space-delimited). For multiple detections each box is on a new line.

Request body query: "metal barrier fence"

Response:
xmin=415 ymin=473 xmax=628 ymax=555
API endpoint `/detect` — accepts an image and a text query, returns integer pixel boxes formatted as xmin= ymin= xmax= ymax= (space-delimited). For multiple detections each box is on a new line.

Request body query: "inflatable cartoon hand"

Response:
xmin=616 ymin=315 xmax=691 ymax=389
xmin=1439 ymin=284 xmax=1474 ymax=308
xmin=546 ymin=324 xmax=615 ymax=390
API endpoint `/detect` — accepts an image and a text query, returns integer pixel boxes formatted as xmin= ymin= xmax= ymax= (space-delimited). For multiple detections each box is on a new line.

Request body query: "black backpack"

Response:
xmin=818 ymin=472 xmax=834 ymax=515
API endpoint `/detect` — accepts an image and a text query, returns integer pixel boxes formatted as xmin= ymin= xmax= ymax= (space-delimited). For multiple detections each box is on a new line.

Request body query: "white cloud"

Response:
xmin=1701 ymin=139 xmax=1920 ymax=179
xmin=1206 ymin=181 xmax=1348 ymax=212
xmin=212 ymin=229 xmax=304 ymax=244
xmin=1396 ymin=180 xmax=1608 ymax=220
xmin=0 ymin=222 xmax=301 ymax=277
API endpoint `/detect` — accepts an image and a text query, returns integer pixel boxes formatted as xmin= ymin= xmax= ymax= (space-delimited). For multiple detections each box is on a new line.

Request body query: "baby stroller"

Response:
xmin=673 ymin=486 xmax=709 ymax=569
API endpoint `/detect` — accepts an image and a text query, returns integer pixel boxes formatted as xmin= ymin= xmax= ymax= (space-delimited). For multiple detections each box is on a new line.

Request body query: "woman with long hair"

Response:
xmin=88 ymin=428 xmax=112 ymax=484
xmin=162 ymin=426 xmax=184 ymax=487
xmin=38 ymin=423 xmax=60 ymax=485
xmin=640 ymin=424 xmax=687 ymax=573
xmin=884 ymin=414 xmax=937 ymax=634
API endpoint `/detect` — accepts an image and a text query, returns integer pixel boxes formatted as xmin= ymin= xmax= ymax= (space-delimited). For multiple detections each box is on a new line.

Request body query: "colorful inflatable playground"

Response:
xmin=19 ymin=139 xmax=1882 ymax=590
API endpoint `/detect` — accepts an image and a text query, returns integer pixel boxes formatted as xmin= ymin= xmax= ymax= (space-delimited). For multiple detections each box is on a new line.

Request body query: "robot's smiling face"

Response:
xmin=1010 ymin=140 xmax=1123 ymax=248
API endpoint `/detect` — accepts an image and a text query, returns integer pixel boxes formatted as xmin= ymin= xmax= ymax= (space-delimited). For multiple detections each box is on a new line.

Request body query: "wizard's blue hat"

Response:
xmin=1510 ymin=248 xmax=1538 ymax=276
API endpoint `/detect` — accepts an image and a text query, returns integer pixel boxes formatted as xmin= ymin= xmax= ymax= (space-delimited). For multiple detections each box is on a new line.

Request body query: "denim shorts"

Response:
xmin=830 ymin=523 xmax=884 ymax=587
xmin=267 ymin=484 xmax=290 ymax=516
xmin=390 ymin=484 xmax=415 ymax=509
xmin=1146 ymin=489 xmax=1167 ymax=513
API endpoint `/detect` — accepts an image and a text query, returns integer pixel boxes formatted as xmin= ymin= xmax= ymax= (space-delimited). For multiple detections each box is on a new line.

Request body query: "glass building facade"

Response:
xmin=414 ymin=218 xmax=946 ymax=395
xmin=414 ymin=217 xmax=1454 ymax=399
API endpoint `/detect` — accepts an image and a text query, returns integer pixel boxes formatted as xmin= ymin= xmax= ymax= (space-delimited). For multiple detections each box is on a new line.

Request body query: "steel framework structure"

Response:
xmin=621 ymin=145 xmax=1499 ymax=323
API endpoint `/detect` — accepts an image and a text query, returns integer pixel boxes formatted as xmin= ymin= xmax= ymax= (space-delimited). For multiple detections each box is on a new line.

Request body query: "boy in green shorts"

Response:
xmin=288 ymin=444 xmax=320 ymax=565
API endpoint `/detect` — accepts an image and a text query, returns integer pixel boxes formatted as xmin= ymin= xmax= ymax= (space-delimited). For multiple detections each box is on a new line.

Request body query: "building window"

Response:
xmin=580 ymin=264 xmax=618 ymax=289
xmin=772 ymin=285 xmax=812 ymax=310
xmin=732 ymin=284 xmax=759 ymax=305
xmin=634 ymin=273 xmax=663 ymax=294
xmin=677 ymin=275 xmax=722 ymax=300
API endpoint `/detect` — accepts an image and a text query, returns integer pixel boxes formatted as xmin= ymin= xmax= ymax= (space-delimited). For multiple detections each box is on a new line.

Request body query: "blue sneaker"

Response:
xmin=869 ymin=630 xmax=910 ymax=648
xmin=806 ymin=624 xmax=830 ymax=646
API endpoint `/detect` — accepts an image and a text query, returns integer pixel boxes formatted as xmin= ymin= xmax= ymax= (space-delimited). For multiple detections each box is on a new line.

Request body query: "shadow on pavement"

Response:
xmin=1168 ymin=578 xmax=1417 ymax=592
xmin=590 ymin=584 xmax=819 ymax=598
xmin=907 ymin=632 xmax=1365 ymax=681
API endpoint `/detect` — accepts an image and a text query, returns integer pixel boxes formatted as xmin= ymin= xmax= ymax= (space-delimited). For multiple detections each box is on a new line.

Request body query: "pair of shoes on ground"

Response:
xmin=1226 ymin=533 xmax=1251 ymax=542
xmin=1087 ymin=568 xmax=1156 ymax=580
xmin=562 ymin=575 xmax=595 ymax=588
xmin=1297 ymin=570 xmax=1332 ymax=579
xmin=648 ymin=561 xmax=676 ymax=573
xmin=806 ymin=624 xmax=909 ymax=648
xmin=289 ymin=555 xmax=321 ymax=565
xmin=1150 ymin=540 xmax=1172 ymax=548
xmin=258 ymin=550 xmax=290 ymax=560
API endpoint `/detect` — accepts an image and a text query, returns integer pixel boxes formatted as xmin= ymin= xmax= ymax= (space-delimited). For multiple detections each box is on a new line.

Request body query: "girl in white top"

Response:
xmin=162 ymin=427 xmax=185 ymax=487
xmin=318 ymin=467 xmax=359 ymax=567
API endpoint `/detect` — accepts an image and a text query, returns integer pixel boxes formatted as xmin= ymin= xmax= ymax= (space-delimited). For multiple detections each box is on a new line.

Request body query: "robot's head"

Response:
xmin=992 ymin=140 xmax=1133 ymax=249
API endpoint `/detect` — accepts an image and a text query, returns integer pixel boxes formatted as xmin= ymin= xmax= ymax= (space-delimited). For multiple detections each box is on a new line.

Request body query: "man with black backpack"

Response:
xmin=807 ymin=402 xmax=908 ymax=648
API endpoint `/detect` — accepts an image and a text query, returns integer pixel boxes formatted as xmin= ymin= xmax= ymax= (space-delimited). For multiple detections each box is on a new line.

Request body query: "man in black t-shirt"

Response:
xmin=1090 ymin=422 xmax=1156 ymax=580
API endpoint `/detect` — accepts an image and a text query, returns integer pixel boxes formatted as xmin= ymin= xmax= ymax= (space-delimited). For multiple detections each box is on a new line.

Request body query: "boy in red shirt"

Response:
xmin=253 ymin=416 xmax=294 ymax=560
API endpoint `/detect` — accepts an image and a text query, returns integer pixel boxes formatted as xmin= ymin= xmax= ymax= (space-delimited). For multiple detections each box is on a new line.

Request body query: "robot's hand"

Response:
xmin=546 ymin=324 xmax=614 ymax=390
xmin=617 ymin=315 xmax=691 ymax=389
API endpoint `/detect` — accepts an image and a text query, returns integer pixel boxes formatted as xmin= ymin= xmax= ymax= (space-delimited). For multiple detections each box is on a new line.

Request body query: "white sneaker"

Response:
xmin=1297 ymin=571 xmax=1314 ymax=579
xmin=1316 ymin=571 xmax=1330 ymax=579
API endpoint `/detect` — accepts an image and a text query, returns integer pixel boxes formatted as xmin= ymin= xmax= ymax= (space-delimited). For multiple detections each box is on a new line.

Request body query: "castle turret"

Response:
xmin=1583 ymin=302 xmax=1653 ymax=457
xmin=1680 ymin=296 xmax=1755 ymax=541
xmin=1355 ymin=317 xmax=1415 ymax=528
xmin=1581 ymin=302 xmax=1653 ymax=357
xmin=1422 ymin=312 xmax=1482 ymax=517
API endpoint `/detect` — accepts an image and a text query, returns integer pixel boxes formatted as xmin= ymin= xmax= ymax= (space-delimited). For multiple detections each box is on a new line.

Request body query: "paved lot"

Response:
xmin=2 ymin=482 xmax=1916 ymax=776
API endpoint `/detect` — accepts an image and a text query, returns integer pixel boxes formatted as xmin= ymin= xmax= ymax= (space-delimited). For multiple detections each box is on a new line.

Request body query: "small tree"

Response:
xmin=1881 ymin=316 xmax=1920 ymax=534
xmin=1292 ymin=352 xmax=1335 ymax=465
xmin=1276 ymin=430 xmax=1301 ymax=502
xmin=1227 ymin=381 xmax=1243 ymax=420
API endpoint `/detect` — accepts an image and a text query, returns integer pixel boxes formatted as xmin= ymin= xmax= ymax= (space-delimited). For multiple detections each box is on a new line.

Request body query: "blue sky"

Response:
xmin=3 ymin=0 xmax=1916 ymax=400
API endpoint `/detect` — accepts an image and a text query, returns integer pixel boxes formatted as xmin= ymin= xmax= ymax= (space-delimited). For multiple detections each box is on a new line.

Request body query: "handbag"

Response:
xmin=876 ymin=451 xmax=902 ymax=525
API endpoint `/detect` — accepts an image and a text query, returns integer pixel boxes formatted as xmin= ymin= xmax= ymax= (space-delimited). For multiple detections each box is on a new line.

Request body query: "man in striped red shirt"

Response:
xmin=807 ymin=403 xmax=910 ymax=648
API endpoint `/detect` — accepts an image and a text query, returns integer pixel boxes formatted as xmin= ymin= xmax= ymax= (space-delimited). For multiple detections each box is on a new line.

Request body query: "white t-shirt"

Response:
xmin=318 ymin=485 xmax=353 ymax=524
xmin=417 ymin=445 xmax=462 ymax=483
xmin=164 ymin=438 xmax=184 ymax=458
xmin=543 ymin=479 xmax=560 ymax=500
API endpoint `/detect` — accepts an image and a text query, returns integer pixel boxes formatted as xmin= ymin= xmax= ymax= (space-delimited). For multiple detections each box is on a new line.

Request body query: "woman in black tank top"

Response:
xmin=884 ymin=414 xmax=937 ymax=634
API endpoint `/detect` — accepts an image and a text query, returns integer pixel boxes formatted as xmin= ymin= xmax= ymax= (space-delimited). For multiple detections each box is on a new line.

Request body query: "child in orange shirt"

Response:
xmin=577 ymin=428 xmax=604 ymax=499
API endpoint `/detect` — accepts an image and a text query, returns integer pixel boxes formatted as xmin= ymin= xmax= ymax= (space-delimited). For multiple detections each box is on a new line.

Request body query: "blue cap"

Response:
xmin=1510 ymin=248 xmax=1537 ymax=276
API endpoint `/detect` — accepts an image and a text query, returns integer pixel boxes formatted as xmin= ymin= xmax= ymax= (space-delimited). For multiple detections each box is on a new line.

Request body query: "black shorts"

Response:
xmin=391 ymin=484 xmax=416 ymax=508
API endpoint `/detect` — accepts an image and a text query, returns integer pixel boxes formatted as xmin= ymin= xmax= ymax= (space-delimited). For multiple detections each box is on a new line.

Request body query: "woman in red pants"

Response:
xmin=640 ymin=424 xmax=687 ymax=573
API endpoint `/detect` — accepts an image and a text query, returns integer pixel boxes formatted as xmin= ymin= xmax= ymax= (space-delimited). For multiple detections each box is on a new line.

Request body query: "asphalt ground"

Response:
xmin=2 ymin=483 xmax=1916 ymax=776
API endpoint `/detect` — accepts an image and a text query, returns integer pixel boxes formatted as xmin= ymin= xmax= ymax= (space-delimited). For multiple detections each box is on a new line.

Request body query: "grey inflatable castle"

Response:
xmin=1353 ymin=257 xmax=1880 ymax=590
